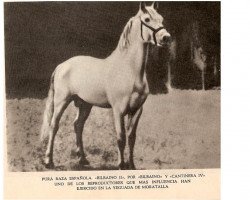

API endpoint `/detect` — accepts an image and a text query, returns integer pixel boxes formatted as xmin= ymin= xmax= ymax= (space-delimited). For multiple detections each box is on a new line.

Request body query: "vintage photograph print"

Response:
xmin=5 ymin=1 xmax=220 ymax=172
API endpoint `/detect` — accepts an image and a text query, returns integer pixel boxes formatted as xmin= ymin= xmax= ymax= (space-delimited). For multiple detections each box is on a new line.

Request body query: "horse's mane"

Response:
xmin=118 ymin=17 xmax=135 ymax=51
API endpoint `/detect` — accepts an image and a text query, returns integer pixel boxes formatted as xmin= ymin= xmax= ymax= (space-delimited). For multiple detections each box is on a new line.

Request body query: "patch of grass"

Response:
xmin=6 ymin=90 xmax=220 ymax=171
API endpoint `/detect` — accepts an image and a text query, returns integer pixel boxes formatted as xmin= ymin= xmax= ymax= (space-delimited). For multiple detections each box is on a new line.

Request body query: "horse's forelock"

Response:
xmin=146 ymin=7 xmax=162 ymax=21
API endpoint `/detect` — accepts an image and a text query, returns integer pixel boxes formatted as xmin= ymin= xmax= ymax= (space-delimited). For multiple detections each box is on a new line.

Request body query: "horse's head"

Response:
xmin=138 ymin=2 xmax=171 ymax=46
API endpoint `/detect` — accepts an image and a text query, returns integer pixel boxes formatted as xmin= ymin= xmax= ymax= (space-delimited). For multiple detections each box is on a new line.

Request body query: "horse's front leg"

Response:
xmin=127 ymin=107 xmax=143 ymax=170
xmin=113 ymin=108 xmax=126 ymax=170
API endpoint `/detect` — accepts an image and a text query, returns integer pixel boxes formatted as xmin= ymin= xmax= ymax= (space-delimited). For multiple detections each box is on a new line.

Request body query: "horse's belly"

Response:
xmin=77 ymin=87 xmax=111 ymax=108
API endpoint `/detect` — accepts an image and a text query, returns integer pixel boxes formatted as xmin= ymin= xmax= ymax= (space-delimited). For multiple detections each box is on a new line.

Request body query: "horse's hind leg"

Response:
xmin=127 ymin=107 xmax=143 ymax=170
xmin=74 ymin=100 xmax=92 ymax=165
xmin=45 ymin=97 xmax=71 ymax=168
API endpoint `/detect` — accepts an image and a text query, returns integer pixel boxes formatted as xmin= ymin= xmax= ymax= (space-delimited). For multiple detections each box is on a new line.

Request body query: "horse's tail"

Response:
xmin=40 ymin=71 xmax=55 ymax=142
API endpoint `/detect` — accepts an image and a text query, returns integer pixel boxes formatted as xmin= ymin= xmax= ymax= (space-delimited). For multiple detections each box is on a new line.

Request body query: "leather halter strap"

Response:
xmin=141 ymin=20 xmax=165 ymax=45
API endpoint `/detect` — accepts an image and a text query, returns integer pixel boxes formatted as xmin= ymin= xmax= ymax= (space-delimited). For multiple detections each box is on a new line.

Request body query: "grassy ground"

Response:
xmin=6 ymin=90 xmax=220 ymax=171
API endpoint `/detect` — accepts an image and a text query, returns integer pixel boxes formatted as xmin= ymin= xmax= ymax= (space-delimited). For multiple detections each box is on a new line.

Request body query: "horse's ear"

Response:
xmin=151 ymin=1 xmax=159 ymax=10
xmin=139 ymin=2 xmax=147 ymax=13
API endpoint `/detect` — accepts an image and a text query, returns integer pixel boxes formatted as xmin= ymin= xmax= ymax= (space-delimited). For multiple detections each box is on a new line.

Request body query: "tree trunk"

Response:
xmin=167 ymin=62 xmax=172 ymax=91
xmin=201 ymin=69 xmax=205 ymax=90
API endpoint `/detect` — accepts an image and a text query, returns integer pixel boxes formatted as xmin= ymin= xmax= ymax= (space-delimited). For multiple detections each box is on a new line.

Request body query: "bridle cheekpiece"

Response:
xmin=140 ymin=20 xmax=165 ymax=45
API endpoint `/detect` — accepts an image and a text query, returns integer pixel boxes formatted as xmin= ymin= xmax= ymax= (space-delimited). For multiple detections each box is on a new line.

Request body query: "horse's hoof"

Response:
xmin=70 ymin=150 xmax=82 ymax=158
xmin=118 ymin=162 xmax=126 ymax=170
xmin=79 ymin=158 xmax=90 ymax=166
xmin=44 ymin=162 xmax=55 ymax=169
xmin=129 ymin=164 xmax=136 ymax=170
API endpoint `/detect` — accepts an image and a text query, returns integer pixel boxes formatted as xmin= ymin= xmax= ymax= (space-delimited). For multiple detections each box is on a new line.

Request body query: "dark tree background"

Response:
xmin=4 ymin=1 xmax=220 ymax=98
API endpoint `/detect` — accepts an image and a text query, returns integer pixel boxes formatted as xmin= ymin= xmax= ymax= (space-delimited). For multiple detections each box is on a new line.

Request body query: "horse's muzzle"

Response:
xmin=162 ymin=35 xmax=171 ymax=43
xmin=160 ymin=31 xmax=171 ymax=45
xmin=157 ymin=29 xmax=171 ymax=46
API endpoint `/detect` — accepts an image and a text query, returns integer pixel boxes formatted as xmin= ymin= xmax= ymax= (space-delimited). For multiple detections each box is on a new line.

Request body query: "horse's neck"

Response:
xmin=111 ymin=25 xmax=148 ymax=83
xmin=131 ymin=43 xmax=148 ymax=83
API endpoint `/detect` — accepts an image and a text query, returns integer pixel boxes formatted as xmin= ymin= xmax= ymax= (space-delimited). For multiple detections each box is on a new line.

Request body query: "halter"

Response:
xmin=141 ymin=20 xmax=165 ymax=45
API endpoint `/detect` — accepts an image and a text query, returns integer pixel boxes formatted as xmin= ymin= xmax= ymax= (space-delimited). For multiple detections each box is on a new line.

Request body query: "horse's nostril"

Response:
xmin=163 ymin=36 xmax=169 ymax=42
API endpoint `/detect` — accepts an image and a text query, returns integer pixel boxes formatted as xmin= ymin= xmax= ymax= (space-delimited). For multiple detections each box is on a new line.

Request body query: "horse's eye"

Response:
xmin=145 ymin=18 xmax=150 ymax=23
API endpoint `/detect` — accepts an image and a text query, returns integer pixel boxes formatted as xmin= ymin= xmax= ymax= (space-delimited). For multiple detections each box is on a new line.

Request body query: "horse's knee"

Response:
xmin=117 ymin=132 xmax=126 ymax=147
xmin=128 ymin=132 xmax=136 ymax=143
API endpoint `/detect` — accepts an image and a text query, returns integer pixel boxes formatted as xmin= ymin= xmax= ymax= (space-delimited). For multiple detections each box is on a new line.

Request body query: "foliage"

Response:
xmin=4 ymin=2 xmax=220 ymax=98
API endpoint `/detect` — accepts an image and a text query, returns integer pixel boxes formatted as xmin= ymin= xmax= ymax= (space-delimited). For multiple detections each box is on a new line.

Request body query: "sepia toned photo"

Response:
xmin=5 ymin=1 xmax=220 ymax=172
